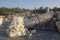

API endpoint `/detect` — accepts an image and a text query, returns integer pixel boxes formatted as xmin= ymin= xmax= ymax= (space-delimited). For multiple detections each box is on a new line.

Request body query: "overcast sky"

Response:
xmin=0 ymin=0 xmax=60 ymax=9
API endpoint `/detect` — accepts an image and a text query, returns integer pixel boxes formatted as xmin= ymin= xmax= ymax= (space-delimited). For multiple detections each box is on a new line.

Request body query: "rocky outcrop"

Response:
xmin=24 ymin=12 xmax=53 ymax=27
xmin=56 ymin=21 xmax=60 ymax=32
xmin=6 ymin=16 xmax=26 ymax=37
xmin=0 ymin=16 xmax=4 ymax=26
xmin=5 ymin=12 xmax=53 ymax=38
xmin=37 ymin=12 xmax=53 ymax=23
xmin=24 ymin=16 xmax=39 ymax=27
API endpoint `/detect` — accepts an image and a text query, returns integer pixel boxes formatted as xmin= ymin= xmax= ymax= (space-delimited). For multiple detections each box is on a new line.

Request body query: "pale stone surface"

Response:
xmin=24 ymin=12 xmax=53 ymax=27
xmin=56 ymin=21 xmax=60 ymax=32
xmin=24 ymin=17 xmax=39 ymax=27
xmin=37 ymin=12 xmax=53 ymax=23
xmin=0 ymin=16 xmax=4 ymax=25
xmin=6 ymin=16 xmax=26 ymax=37
xmin=56 ymin=11 xmax=60 ymax=20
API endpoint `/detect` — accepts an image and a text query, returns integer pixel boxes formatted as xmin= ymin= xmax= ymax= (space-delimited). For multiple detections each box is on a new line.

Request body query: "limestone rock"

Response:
xmin=6 ymin=16 xmax=26 ymax=37
xmin=6 ymin=12 xmax=53 ymax=37
xmin=24 ymin=17 xmax=39 ymax=27
xmin=0 ymin=16 xmax=4 ymax=25
xmin=24 ymin=12 xmax=53 ymax=27
xmin=56 ymin=21 xmax=60 ymax=32
xmin=37 ymin=12 xmax=53 ymax=23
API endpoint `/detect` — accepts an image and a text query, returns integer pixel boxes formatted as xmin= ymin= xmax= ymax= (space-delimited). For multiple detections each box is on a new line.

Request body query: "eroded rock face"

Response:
xmin=6 ymin=16 xmax=26 ymax=37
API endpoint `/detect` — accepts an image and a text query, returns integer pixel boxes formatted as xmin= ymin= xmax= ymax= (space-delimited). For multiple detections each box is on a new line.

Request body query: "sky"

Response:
xmin=0 ymin=0 xmax=60 ymax=9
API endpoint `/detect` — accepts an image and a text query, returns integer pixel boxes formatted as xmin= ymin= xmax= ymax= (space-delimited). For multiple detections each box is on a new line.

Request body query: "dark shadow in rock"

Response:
xmin=0 ymin=29 xmax=8 ymax=37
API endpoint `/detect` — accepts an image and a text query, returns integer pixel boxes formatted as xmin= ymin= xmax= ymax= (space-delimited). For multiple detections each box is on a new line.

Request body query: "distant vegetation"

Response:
xmin=0 ymin=7 xmax=60 ymax=15
xmin=0 ymin=7 xmax=30 ymax=15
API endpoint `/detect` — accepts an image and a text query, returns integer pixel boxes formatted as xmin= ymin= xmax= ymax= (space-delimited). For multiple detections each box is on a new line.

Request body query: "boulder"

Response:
xmin=56 ymin=21 xmax=60 ymax=32
xmin=0 ymin=16 xmax=4 ymax=25
xmin=24 ymin=16 xmax=39 ymax=27
xmin=6 ymin=16 xmax=26 ymax=37
xmin=37 ymin=12 xmax=53 ymax=23
xmin=24 ymin=12 xmax=53 ymax=27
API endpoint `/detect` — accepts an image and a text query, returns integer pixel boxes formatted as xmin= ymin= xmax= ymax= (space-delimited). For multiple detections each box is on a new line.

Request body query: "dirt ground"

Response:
xmin=0 ymin=29 xmax=60 ymax=40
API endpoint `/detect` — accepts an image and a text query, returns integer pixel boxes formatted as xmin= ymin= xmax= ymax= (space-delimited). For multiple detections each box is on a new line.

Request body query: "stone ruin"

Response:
xmin=0 ymin=11 xmax=54 ymax=38
xmin=24 ymin=12 xmax=53 ymax=27
xmin=5 ymin=12 xmax=53 ymax=38
xmin=0 ymin=7 xmax=60 ymax=38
